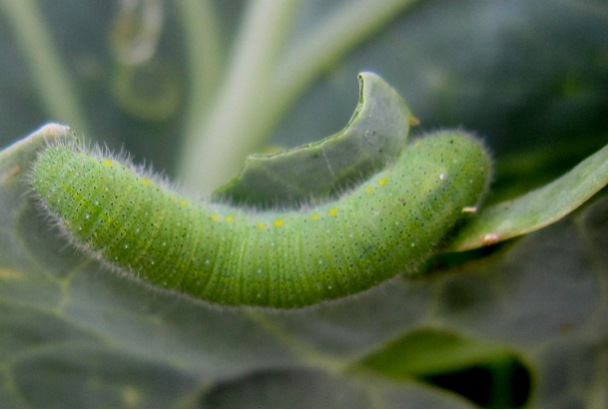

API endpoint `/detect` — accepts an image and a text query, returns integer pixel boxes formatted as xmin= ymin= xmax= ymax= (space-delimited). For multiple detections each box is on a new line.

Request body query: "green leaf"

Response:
xmin=0 ymin=127 xmax=301 ymax=407
xmin=0 ymin=126 xmax=606 ymax=407
xmin=212 ymin=72 xmax=415 ymax=209
xmin=352 ymin=328 xmax=530 ymax=408
xmin=354 ymin=328 xmax=512 ymax=378
xmin=0 ymin=124 xmax=75 ymax=268
xmin=446 ymin=145 xmax=608 ymax=251
xmin=271 ymin=0 xmax=607 ymax=177
xmin=202 ymin=368 xmax=475 ymax=409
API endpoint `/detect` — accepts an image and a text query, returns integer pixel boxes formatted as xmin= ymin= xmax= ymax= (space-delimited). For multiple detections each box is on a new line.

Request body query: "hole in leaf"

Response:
xmin=423 ymin=355 xmax=531 ymax=408
xmin=356 ymin=328 xmax=532 ymax=408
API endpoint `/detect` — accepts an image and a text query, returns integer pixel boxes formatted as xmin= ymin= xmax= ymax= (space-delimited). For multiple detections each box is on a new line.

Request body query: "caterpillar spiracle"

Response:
xmin=30 ymin=131 xmax=491 ymax=308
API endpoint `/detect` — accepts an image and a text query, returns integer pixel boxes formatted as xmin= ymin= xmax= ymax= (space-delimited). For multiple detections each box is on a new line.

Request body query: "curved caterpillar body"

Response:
xmin=31 ymin=132 xmax=490 ymax=308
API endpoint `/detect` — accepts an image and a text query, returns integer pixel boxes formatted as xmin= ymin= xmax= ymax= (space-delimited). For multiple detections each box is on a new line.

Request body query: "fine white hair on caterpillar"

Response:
xmin=30 ymin=131 xmax=491 ymax=308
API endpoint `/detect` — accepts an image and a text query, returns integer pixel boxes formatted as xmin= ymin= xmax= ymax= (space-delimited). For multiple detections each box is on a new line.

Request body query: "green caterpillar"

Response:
xmin=30 ymin=131 xmax=490 ymax=308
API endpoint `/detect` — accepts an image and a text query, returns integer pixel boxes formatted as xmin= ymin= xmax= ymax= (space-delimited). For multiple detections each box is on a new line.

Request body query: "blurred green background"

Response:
xmin=0 ymin=0 xmax=606 ymax=196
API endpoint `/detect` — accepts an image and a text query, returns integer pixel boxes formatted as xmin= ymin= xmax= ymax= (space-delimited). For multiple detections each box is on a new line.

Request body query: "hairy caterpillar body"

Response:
xmin=31 ymin=132 xmax=490 ymax=308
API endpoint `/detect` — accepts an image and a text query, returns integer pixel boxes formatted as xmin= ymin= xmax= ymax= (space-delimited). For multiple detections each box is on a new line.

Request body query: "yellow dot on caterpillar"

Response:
xmin=141 ymin=178 xmax=150 ymax=185
xmin=311 ymin=213 xmax=321 ymax=220
xmin=366 ymin=186 xmax=374 ymax=193
xmin=226 ymin=216 xmax=234 ymax=223
xmin=329 ymin=208 xmax=338 ymax=216
xmin=274 ymin=219 xmax=283 ymax=227
xmin=259 ymin=222 xmax=267 ymax=229
xmin=212 ymin=214 xmax=220 ymax=222
xmin=103 ymin=159 xmax=113 ymax=167
xmin=379 ymin=177 xmax=388 ymax=185
xmin=180 ymin=200 xmax=188 ymax=206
